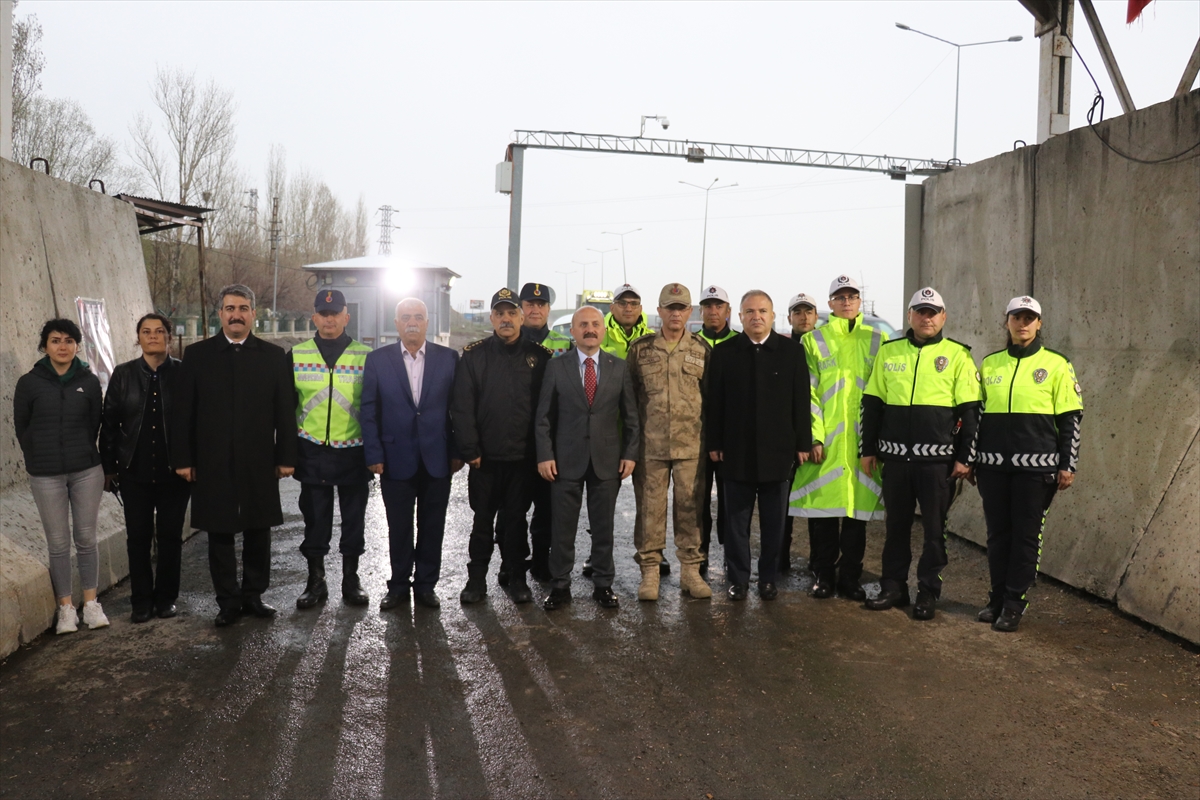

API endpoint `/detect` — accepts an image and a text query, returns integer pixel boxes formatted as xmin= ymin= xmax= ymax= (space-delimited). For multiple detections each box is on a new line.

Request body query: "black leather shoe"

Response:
xmin=543 ymin=587 xmax=572 ymax=610
xmin=838 ymin=582 xmax=867 ymax=602
xmin=759 ymin=583 xmax=779 ymax=601
xmin=810 ymin=577 xmax=835 ymax=599
xmin=242 ymin=596 xmax=278 ymax=618
xmin=460 ymin=580 xmax=486 ymax=605
xmin=659 ymin=561 xmax=670 ymax=576
xmin=977 ymin=604 xmax=1002 ymax=624
xmin=992 ymin=608 xmax=1022 ymax=632
xmin=592 ymin=586 xmax=619 ymax=608
xmin=865 ymin=587 xmax=909 ymax=611
xmin=156 ymin=604 xmax=178 ymax=619
xmin=581 ymin=557 xmax=594 ymax=578
xmin=510 ymin=581 xmax=534 ymax=604
xmin=414 ymin=591 xmax=441 ymax=609
xmin=131 ymin=607 xmax=153 ymax=624
xmin=913 ymin=590 xmax=937 ymax=620
xmin=214 ymin=607 xmax=241 ymax=627
xmin=728 ymin=584 xmax=748 ymax=601
xmin=380 ymin=590 xmax=409 ymax=610
xmin=296 ymin=556 xmax=327 ymax=609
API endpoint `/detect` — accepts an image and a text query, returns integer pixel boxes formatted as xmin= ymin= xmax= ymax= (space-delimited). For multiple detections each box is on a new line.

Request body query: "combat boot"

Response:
xmin=296 ymin=555 xmax=327 ymax=609
xmin=341 ymin=554 xmax=369 ymax=606
xmin=679 ymin=563 xmax=712 ymax=599
xmin=638 ymin=564 xmax=660 ymax=601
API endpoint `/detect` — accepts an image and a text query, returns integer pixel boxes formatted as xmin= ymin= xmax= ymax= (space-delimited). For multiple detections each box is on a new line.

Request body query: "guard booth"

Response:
xmin=302 ymin=254 xmax=459 ymax=348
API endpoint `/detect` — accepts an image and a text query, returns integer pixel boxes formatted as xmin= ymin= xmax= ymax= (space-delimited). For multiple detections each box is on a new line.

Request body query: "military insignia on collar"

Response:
xmin=526 ymin=355 xmax=537 ymax=368
xmin=1033 ymin=368 xmax=1048 ymax=384
xmin=935 ymin=356 xmax=949 ymax=372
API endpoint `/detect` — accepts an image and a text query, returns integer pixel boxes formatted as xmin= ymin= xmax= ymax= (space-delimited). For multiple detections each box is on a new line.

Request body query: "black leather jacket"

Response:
xmin=100 ymin=356 xmax=181 ymax=474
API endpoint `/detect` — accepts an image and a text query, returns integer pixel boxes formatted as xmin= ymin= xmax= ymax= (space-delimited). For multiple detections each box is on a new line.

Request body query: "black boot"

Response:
xmin=341 ymin=554 xmax=369 ymax=606
xmin=296 ymin=555 xmax=327 ymax=609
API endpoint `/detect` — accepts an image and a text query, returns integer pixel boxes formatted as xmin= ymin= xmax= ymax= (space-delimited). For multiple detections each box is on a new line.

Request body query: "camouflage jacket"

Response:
xmin=626 ymin=331 xmax=710 ymax=461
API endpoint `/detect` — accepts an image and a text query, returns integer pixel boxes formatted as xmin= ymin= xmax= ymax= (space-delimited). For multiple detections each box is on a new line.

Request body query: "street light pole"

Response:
xmin=587 ymin=247 xmax=617 ymax=290
xmin=601 ymin=228 xmax=642 ymax=284
xmin=679 ymin=179 xmax=737 ymax=290
xmin=555 ymin=269 xmax=576 ymax=307
xmin=896 ymin=23 xmax=1023 ymax=162
xmin=572 ymin=260 xmax=596 ymax=293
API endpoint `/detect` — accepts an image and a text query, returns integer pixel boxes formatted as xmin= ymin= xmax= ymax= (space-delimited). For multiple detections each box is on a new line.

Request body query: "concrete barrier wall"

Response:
xmin=920 ymin=91 xmax=1200 ymax=643
xmin=0 ymin=159 xmax=154 ymax=658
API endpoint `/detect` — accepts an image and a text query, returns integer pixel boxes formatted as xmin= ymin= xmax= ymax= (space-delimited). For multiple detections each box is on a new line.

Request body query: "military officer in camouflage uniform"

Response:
xmin=626 ymin=283 xmax=712 ymax=601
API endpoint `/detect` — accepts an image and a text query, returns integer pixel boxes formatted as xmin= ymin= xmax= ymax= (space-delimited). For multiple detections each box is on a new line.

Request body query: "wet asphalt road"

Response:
xmin=1 ymin=475 xmax=1197 ymax=800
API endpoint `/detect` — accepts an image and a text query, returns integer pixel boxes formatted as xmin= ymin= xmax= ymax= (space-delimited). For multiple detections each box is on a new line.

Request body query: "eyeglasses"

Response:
xmin=614 ymin=300 xmax=641 ymax=309
xmin=830 ymin=294 xmax=860 ymax=303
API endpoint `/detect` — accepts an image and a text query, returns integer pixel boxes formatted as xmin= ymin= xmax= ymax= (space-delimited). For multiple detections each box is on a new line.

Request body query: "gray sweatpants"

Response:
xmin=29 ymin=464 xmax=105 ymax=598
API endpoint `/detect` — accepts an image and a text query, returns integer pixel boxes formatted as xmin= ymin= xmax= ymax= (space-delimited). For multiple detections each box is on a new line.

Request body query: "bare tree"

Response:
xmin=13 ymin=95 xmax=137 ymax=189
xmin=353 ymin=194 xmax=370 ymax=257
xmin=130 ymin=67 xmax=237 ymax=312
xmin=11 ymin=2 xmax=44 ymax=135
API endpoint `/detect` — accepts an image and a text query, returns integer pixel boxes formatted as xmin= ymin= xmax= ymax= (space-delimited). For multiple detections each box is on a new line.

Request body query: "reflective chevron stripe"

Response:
xmin=911 ymin=443 xmax=955 ymax=457
xmin=978 ymin=452 xmax=1005 ymax=466
xmin=1012 ymin=453 xmax=1059 ymax=468
xmin=812 ymin=328 xmax=831 ymax=359
xmin=878 ymin=440 xmax=908 ymax=456
xmin=821 ymin=377 xmax=846 ymax=404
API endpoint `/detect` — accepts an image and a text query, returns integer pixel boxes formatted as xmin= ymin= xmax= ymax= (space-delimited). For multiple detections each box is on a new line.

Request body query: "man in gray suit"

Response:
xmin=536 ymin=306 xmax=640 ymax=610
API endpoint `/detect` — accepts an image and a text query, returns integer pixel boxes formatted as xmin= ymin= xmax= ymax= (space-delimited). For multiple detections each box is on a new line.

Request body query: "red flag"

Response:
xmin=1127 ymin=0 xmax=1153 ymax=23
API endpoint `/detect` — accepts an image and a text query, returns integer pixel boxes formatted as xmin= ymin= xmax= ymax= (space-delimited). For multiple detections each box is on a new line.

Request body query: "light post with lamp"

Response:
xmin=601 ymin=228 xmax=642 ymax=284
xmin=587 ymin=247 xmax=617 ymax=289
xmin=679 ymin=178 xmax=738 ymax=291
xmin=895 ymin=23 xmax=1023 ymax=162
xmin=572 ymin=260 xmax=596 ymax=292
xmin=555 ymin=268 xmax=577 ymax=308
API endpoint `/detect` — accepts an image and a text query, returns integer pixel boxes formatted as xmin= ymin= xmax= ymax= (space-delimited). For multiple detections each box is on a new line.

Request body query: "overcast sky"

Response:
xmin=24 ymin=0 xmax=1199 ymax=327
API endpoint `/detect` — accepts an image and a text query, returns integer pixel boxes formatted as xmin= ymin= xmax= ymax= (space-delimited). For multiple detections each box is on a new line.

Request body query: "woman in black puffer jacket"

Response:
xmin=100 ymin=313 xmax=191 ymax=623
xmin=13 ymin=319 xmax=110 ymax=634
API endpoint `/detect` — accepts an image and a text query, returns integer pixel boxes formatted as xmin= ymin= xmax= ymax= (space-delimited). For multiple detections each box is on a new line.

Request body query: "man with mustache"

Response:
xmin=172 ymin=284 xmax=297 ymax=626
xmin=363 ymin=297 xmax=462 ymax=610
xmin=452 ymin=288 xmax=552 ymax=605
xmin=289 ymin=289 xmax=374 ymax=611
xmin=537 ymin=306 xmax=639 ymax=610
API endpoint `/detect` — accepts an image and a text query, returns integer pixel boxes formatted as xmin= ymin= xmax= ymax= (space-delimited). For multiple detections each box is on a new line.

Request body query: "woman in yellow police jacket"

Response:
xmin=969 ymin=296 xmax=1082 ymax=633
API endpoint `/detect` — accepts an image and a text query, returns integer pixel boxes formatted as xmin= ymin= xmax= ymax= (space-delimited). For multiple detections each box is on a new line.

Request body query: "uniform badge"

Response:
xmin=499 ymin=288 xmax=513 ymax=298
xmin=533 ymin=285 xmax=542 ymax=297
xmin=836 ymin=275 xmax=850 ymax=285
xmin=670 ymin=285 xmax=681 ymax=295
xmin=1074 ymin=382 xmax=1082 ymax=396
xmin=1033 ymin=368 xmax=1048 ymax=384
xmin=975 ymin=370 xmax=982 ymax=382
xmin=526 ymin=355 xmax=537 ymax=368
xmin=325 ymin=292 xmax=333 ymax=303
xmin=935 ymin=356 xmax=948 ymax=372
xmin=921 ymin=288 xmax=935 ymax=300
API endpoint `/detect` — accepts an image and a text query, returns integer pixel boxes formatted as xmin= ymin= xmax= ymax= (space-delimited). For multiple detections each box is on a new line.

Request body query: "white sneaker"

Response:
xmin=56 ymin=604 xmax=78 ymax=634
xmin=82 ymin=600 xmax=110 ymax=629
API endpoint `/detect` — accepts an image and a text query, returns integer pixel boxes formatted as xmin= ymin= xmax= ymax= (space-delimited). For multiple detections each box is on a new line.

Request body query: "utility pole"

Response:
xmin=270 ymin=196 xmax=281 ymax=317
xmin=244 ymin=188 xmax=258 ymax=228
xmin=587 ymin=247 xmax=617 ymax=290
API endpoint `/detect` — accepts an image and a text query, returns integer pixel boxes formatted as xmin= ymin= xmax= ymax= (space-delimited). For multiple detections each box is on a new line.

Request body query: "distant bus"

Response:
xmin=580 ymin=289 xmax=614 ymax=312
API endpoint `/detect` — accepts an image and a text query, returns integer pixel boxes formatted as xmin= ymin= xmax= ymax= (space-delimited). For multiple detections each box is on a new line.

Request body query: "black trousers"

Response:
xmin=781 ymin=465 xmax=812 ymax=562
xmin=723 ymin=479 xmax=789 ymax=588
xmin=879 ymin=460 xmax=955 ymax=597
xmin=977 ymin=469 xmax=1059 ymax=613
xmin=119 ymin=477 xmax=191 ymax=612
xmin=381 ymin=464 xmax=452 ymax=593
xmin=297 ymin=481 xmax=370 ymax=559
xmin=549 ymin=461 xmax=620 ymax=589
xmin=208 ymin=527 xmax=271 ymax=612
xmin=467 ymin=459 xmax=532 ymax=582
xmin=700 ymin=457 xmax=726 ymax=555
xmin=495 ymin=467 xmax=552 ymax=568
xmin=808 ymin=517 xmax=867 ymax=586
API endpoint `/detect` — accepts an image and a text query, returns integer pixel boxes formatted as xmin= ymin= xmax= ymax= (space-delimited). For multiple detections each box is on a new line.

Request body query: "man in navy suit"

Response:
xmin=362 ymin=298 xmax=462 ymax=609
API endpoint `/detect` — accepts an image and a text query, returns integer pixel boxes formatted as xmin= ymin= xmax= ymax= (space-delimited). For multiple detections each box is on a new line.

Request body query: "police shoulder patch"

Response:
xmin=630 ymin=332 xmax=657 ymax=347
xmin=536 ymin=342 xmax=553 ymax=356
xmin=463 ymin=338 xmax=487 ymax=352
xmin=946 ymin=337 xmax=973 ymax=351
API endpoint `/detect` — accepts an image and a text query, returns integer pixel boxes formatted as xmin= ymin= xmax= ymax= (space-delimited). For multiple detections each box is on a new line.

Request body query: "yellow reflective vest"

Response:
xmin=790 ymin=314 xmax=885 ymax=520
xmin=601 ymin=312 xmax=654 ymax=360
xmin=292 ymin=338 xmax=371 ymax=448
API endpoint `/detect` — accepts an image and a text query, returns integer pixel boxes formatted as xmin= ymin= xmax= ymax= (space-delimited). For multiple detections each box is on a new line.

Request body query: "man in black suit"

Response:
xmin=706 ymin=290 xmax=812 ymax=602
xmin=172 ymin=284 xmax=297 ymax=626
xmin=535 ymin=306 xmax=639 ymax=610
xmin=362 ymin=298 xmax=462 ymax=610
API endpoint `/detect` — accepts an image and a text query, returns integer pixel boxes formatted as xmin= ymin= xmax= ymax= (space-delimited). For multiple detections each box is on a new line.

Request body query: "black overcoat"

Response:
xmin=170 ymin=334 xmax=297 ymax=532
xmin=705 ymin=330 xmax=812 ymax=483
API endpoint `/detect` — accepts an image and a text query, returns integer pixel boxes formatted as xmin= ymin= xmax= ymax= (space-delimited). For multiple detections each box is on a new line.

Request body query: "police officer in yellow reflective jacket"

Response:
xmin=790 ymin=275 xmax=885 ymax=600
xmin=696 ymin=285 xmax=737 ymax=572
xmin=861 ymin=288 xmax=981 ymax=620
xmin=291 ymin=290 xmax=373 ymax=609
xmin=969 ymin=295 xmax=1082 ymax=633
xmin=601 ymin=284 xmax=655 ymax=360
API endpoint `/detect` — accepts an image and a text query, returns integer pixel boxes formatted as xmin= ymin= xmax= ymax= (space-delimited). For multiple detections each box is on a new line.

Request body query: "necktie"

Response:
xmin=584 ymin=357 xmax=597 ymax=406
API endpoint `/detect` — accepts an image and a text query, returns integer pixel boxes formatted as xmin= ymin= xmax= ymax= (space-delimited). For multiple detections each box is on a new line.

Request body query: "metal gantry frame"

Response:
xmin=499 ymin=131 xmax=954 ymax=289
